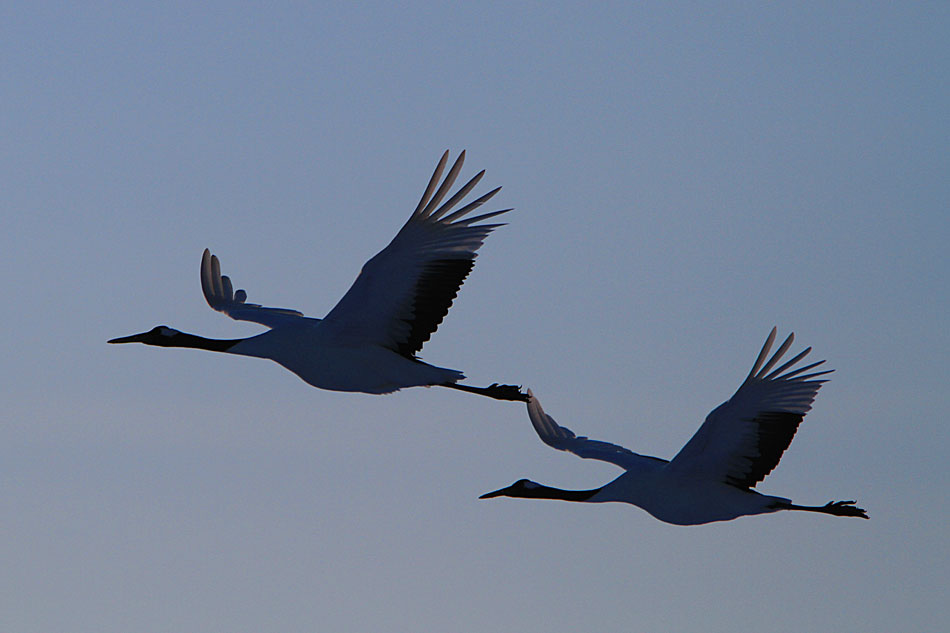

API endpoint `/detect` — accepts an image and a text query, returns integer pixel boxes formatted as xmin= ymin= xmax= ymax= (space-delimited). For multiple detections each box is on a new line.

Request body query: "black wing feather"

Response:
xmin=725 ymin=411 xmax=804 ymax=488
xmin=397 ymin=257 xmax=474 ymax=358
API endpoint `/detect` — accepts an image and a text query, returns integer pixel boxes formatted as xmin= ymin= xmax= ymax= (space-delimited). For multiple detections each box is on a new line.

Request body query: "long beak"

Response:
xmin=478 ymin=488 xmax=507 ymax=499
xmin=108 ymin=332 xmax=148 ymax=344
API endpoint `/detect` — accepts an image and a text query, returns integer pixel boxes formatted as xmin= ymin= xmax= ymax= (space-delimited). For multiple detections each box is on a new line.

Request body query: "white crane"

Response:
xmin=480 ymin=329 xmax=868 ymax=524
xmin=110 ymin=151 xmax=526 ymax=401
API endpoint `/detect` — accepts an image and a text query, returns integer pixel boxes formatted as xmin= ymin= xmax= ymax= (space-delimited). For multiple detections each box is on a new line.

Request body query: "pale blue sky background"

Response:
xmin=2 ymin=3 xmax=947 ymax=632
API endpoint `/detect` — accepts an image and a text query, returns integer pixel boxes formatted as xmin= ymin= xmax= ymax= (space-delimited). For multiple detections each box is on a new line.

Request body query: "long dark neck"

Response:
xmin=523 ymin=484 xmax=603 ymax=502
xmin=157 ymin=331 xmax=246 ymax=352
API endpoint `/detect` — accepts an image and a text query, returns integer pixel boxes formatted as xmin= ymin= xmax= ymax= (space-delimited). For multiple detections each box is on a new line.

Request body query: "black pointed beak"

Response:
xmin=479 ymin=488 xmax=506 ymax=499
xmin=108 ymin=332 xmax=148 ymax=344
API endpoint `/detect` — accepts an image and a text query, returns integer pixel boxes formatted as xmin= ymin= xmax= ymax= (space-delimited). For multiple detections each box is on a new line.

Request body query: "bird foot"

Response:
xmin=442 ymin=382 xmax=529 ymax=402
xmin=823 ymin=500 xmax=869 ymax=519
xmin=484 ymin=383 xmax=530 ymax=402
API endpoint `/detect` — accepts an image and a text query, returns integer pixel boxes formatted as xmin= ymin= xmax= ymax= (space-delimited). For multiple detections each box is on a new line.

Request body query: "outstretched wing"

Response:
xmin=322 ymin=150 xmax=509 ymax=357
xmin=667 ymin=328 xmax=833 ymax=488
xmin=526 ymin=390 xmax=667 ymax=471
xmin=201 ymin=249 xmax=312 ymax=329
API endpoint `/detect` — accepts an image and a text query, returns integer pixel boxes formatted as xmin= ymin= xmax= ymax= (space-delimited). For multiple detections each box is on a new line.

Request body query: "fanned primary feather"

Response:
xmin=480 ymin=329 xmax=867 ymax=524
xmin=668 ymin=327 xmax=833 ymax=488
xmin=322 ymin=150 xmax=511 ymax=357
xmin=110 ymin=151 xmax=526 ymax=401
xmin=201 ymin=249 xmax=310 ymax=329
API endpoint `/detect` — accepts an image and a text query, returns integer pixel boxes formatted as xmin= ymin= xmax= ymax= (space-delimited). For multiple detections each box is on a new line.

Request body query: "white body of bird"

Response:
xmin=229 ymin=322 xmax=463 ymax=394
xmin=590 ymin=472 xmax=791 ymax=525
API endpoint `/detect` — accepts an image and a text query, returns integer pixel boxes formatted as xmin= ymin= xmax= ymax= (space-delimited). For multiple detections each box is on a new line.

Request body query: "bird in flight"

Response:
xmin=480 ymin=329 xmax=868 ymax=524
xmin=110 ymin=151 xmax=527 ymax=402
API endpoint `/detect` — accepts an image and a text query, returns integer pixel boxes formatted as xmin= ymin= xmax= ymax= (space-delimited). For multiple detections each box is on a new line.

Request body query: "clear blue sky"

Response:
xmin=2 ymin=3 xmax=947 ymax=632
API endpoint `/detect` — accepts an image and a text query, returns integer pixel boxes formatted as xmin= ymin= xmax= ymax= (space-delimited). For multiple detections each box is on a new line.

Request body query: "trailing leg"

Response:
xmin=780 ymin=499 xmax=869 ymax=519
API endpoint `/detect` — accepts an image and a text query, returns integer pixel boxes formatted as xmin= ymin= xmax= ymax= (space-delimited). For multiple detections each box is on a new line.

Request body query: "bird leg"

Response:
xmin=784 ymin=500 xmax=869 ymax=519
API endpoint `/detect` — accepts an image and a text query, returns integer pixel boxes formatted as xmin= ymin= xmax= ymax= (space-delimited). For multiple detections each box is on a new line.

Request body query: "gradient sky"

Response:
xmin=2 ymin=3 xmax=947 ymax=632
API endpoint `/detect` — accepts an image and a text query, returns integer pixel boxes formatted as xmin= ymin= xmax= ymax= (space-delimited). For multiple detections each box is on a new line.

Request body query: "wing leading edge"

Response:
xmin=526 ymin=390 xmax=668 ymax=471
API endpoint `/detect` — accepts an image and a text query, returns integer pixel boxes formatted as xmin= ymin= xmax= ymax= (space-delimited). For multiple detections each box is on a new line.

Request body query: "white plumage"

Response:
xmin=480 ymin=329 xmax=868 ymax=524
